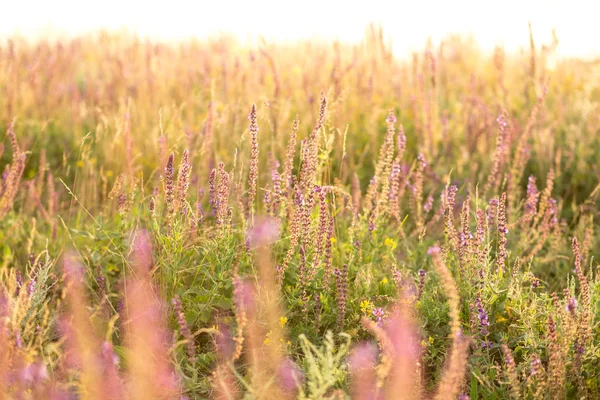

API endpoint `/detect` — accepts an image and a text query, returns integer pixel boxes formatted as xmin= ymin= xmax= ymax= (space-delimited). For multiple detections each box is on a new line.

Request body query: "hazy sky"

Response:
xmin=3 ymin=0 xmax=597 ymax=57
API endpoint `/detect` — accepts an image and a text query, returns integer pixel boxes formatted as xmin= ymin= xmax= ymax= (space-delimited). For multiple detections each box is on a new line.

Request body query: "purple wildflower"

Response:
xmin=566 ymin=297 xmax=577 ymax=314
xmin=372 ymin=307 xmax=385 ymax=326
xmin=475 ymin=293 xmax=490 ymax=336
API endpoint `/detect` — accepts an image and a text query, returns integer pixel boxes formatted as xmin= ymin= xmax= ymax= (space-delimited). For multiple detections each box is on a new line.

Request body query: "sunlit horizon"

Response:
xmin=3 ymin=0 xmax=599 ymax=58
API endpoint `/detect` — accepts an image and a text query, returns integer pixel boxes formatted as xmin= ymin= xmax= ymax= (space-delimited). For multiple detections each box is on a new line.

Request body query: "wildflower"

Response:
xmin=208 ymin=168 xmax=217 ymax=214
xmin=216 ymin=163 xmax=230 ymax=229
xmin=298 ymin=246 xmax=309 ymax=313
xmin=314 ymin=186 xmax=328 ymax=261
xmin=232 ymin=276 xmax=251 ymax=361
xmin=424 ymin=194 xmax=434 ymax=213
xmin=368 ymin=211 xmax=376 ymax=233
xmin=300 ymin=93 xmax=327 ymax=192
xmin=572 ymin=237 xmax=591 ymax=355
xmin=373 ymin=111 xmax=397 ymax=219
xmin=279 ymin=316 xmax=288 ymax=328
xmin=176 ymin=149 xmax=191 ymax=213
xmin=384 ymin=237 xmax=397 ymax=250
xmin=264 ymin=330 xmax=272 ymax=345
xmin=474 ymin=293 xmax=490 ymax=336
xmin=487 ymin=197 xmax=498 ymax=227
xmin=270 ymin=156 xmax=282 ymax=215
xmin=566 ymin=297 xmax=577 ymax=314
xmin=522 ymin=175 xmax=539 ymax=226
xmin=164 ymin=153 xmax=175 ymax=218
xmin=502 ymin=344 xmax=521 ymax=399
xmin=485 ymin=112 xmax=509 ymax=195
xmin=117 ymin=192 xmax=129 ymax=215
xmin=372 ymin=307 xmax=385 ymax=326
xmin=172 ymin=295 xmax=196 ymax=362
xmin=530 ymin=275 xmax=540 ymax=289
xmin=547 ymin=315 xmax=565 ymax=396
xmin=411 ymin=153 xmax=426 ymax=229
xmin=535 ymin=169 xmax=555 ymax=227
xmin=27 ymin=279 xmax=35 ymax=296
xmin=149 ymin=197 xmax=155 ymax=217
xmin=282 ymin=115 xmax=299 ymax=193
xmin=335 ymin=264 xmax=349 ymax=328
xmin=444 ymin=185 xmax=458 ymax=243
xmin=366 ymin=110 xmax=396 ymax=216
xmin=496 ymin=192 xmax=508 ymax=273
xmin=530 ymin=356 xmax=541 ymax=376
xmin=417 ymin=269 xmax=426 ymax=299
xmin=96 ymin=266 xmax=105 ymax=294
xmin=392 ymin=268 xmax=402 ymax=289
xmin=322 ymin=216 xmax=335 ymax=285
xmin=581 ymin=223 xmax=593 ymax=265
xmin=280 ymin=194 xmax=303 ymax=281
xmin=389 ymin=160 xmax=402 ymax=219
xmin=360 ymin=300 xmax=373 ymax=315
xmin=247 ymin=104 xmax=259 ymax=219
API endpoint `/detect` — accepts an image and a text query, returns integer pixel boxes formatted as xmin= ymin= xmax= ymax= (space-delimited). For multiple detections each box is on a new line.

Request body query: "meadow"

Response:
xmin=0 ymin=27 xmax=599 ymax=399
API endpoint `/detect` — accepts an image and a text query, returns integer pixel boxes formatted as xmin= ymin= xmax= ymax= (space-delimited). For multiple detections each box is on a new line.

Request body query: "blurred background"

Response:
xmin=2 ymin=0 xmax=597 ymax=58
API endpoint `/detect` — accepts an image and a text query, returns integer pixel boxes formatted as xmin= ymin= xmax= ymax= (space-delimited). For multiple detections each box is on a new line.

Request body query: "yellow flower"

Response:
xmin=360 ymin=300 xmax=373 ymax=315
xmin=264 ymin=330 xmax=272 ymax=345
xmin=495 ymin=313 xmax=508 ymax=323
xmin=279 ymin=316 xmax=288 ymax=328
xmin=76 ymin=160 xmax=84 ymax=168
xmin=384 ymin=237 xmax=397 ymax=250
xmin=428 ymin=336 xmax=434 ymax=345
xmin=330 ymin=237 xmax=336 ymax=244
xmin=107 ymin=264 xmax=119 ymax=273
xmin=380 ymin=277 xmax=389 ymax=286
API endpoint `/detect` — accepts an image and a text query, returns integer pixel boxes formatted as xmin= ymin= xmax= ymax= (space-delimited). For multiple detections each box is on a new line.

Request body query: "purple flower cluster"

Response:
xmin=475 ymin=293 xmax=489 ymax=336
xmin=424 ymin=195 xmax=434 ymax=213
xmin=566 ymin=297 xmax=577 ymax=314
xmin=372 ymin=307 xmax=385 ymax=327
xmin=487 ymin=198 xmax=498 ymax=226
xmin=530 ymin=356 xmax=541 ymax=376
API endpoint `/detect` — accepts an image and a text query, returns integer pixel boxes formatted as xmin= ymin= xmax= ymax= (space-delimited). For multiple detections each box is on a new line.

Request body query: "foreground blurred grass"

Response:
xmin=0 ymin=27 xmax=599 ymax=398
